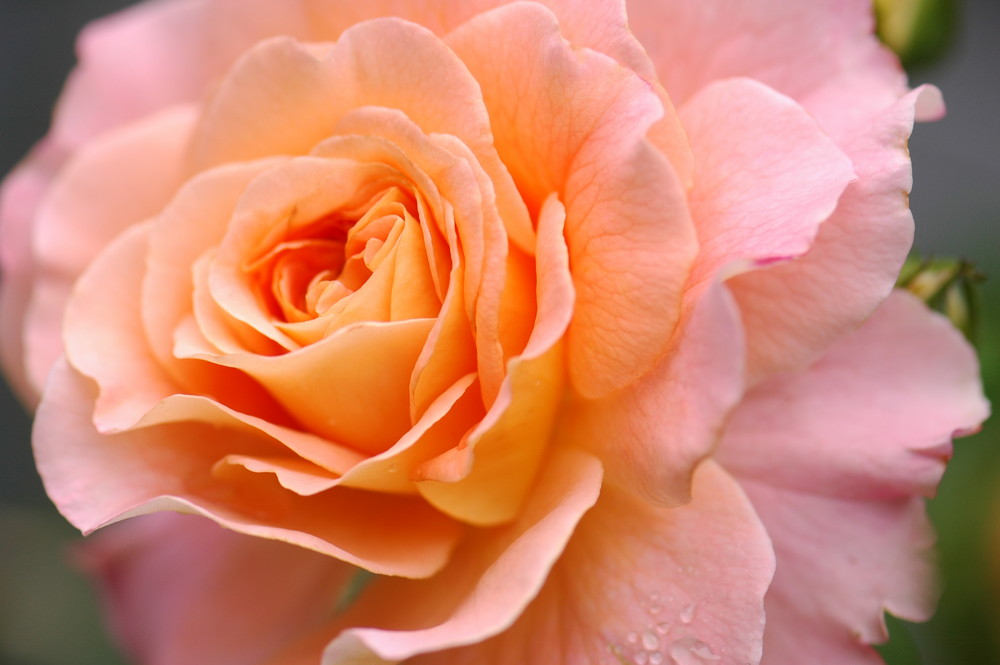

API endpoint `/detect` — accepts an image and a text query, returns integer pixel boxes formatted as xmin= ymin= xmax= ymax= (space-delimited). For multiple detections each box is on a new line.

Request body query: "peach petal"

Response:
xmin=399 ymin=461 xmax=773 ymax=665
xmin=414 ymin=196 xmax=574 ymax=526
xmin=740 ymin=479 xmax=937 ymax=665
xmin=208 ymin=319 xmax=435 ymax=456
xmin=717 ymin=290 xmax=990 ymax=500
xmin=727 ymin=87 xmax=935 ymax=379
xmin=563 ymin=281 xmax=745 ymax=506
xmin=448 ymin=2 xmax=697 ymax=398
xmin=35 ymin=360 xmax=462 ymax=577
xmin=144 ymin=158 xmax=284 ymax=368
xmin=63 ymin=223 xmax=179 ymax=431
xmin=79 ymin=512 xmax=355 ymax=665
xmin=215 ymin=455 xmax=340 ymax=496
xmin=323 ymin=447 xmax=604 ymax=663
xmin=679 ymin=78 xmax=855 ymax=287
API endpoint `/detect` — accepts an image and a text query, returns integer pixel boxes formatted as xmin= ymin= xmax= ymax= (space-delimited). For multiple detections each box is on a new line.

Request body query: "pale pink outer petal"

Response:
xmin=628 ymin=0 xmax=939 ymax=379
xmin=742 ymin=482 xmax=937 ymax=665
xmin=399 ymin=461 xmax=774 ymax=665
xmin=726 ymin=87 xmax=936 ymax=379
xmin=78 ymin=512 xmax=355 ymax=665
xmin=679 ymin=78 xmax=854 ymax=287
xmin=716 ymin=292 xmax=989 ymax=663
xmin=447 ymin=2 xmax=697 ymax=398
xmin=0 ymin=141 xmax=63 ymax=405
xmin=322 ymin=447 xmax=604 ymax=663
xmin=561 ymin=281 xmax=744 ymax=506
xmin=717 ymin=290 xmax=990 ymax=499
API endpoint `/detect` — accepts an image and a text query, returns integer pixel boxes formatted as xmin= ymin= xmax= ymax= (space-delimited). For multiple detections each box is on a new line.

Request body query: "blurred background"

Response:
xmin=0 ymin=0 xmax=997 ymax=663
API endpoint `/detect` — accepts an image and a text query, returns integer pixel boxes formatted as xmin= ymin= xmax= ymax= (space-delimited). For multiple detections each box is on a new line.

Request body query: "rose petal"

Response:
xmin=414 ymin=195 xmax=574 ymax=526
xmin=322 ymin=447 xmax=604 ymax=663
xmin=35 ymin=359 xmax=463 ymax=578
xmin=679 ymin=78 xmax=854 ymax=287
xmin=718 ymin=290 xmax=989 ymax=499
xmin=740 ymin=479 xmax=937 ymax=665
xmin=400 ymin=462 xmax=774 ymax=665
xmin=448 ymin=2 xmax=697 ymax=398
xmin=563 ymin=281 xmax=745 ymax=506
xmin=79 ymin=512 xmax=355 ymax=665
xmin=727 ymin=87 xmax=936 ymax=379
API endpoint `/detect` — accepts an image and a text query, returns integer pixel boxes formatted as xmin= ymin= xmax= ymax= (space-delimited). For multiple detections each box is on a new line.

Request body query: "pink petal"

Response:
xmin=717 ymin=290 xmax=989 ymax=499
xmin=626 ymin=0 xmax=907 ymax=110
xmin=0 ymin=141 xmax=63 ymax=405
xmin=448 ymin=2 xmax=697 ymax=398
xmin=403 ymin=462 xmax=774 ymax=665
xmin=562 ymin=282 xmax=744 ymax=506
xmin=322 ymin=447 xmax=604 ymax=663
xmin=679 ymin=78 xmax=854 ymax=288
xmin=727 ymin=88 xmax=938 ymax=379
xmin=24 ymin=106 xmax=195 ymax=397
xmin=79 ymin=512 xmax=355 ymax=665
xmin=741 ymin=480 xmax=937 ymax=665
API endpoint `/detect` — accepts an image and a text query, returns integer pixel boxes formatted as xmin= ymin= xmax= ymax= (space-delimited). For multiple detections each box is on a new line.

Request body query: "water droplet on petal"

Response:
xmin=689 ymin=641 xmax=719 ymax=661
xmin=635 ymin=652 xmax=649 ymax=665
xmin=627 ymin=632 xmax=639 ymax=645
xmin=649 ymin=604 xmax=663 ymax=615
xmin=641 ymin=630 xmax=661 ymax=651
xmin=679 ymin=603 xmax=696 ymax=624
xmin=655 ymin=622 xmax=671 ymax=634
xmin=650 ymin=653 xmax=665 ymax=665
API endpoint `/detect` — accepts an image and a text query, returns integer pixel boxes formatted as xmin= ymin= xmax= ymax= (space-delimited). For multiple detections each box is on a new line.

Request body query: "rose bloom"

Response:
xmin=0 ymin=0 xmax=989 ymax=664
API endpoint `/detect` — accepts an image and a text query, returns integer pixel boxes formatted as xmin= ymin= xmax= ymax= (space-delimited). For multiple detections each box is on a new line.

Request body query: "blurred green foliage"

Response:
xmin=876 ymin=0 xmax=959 ymax=66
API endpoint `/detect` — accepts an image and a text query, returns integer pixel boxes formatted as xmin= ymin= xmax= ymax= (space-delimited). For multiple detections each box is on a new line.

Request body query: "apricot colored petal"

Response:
xmin=564 ymin=282 xmax=745 ymax=506
xmin=718 ymin=290 xmax=990 ymax=500
xmin=63 ymin=223 xmax=178 ymax=431
xmin=727 ymin=87 xmax=936 ymax=379
xmin=215 ymin=455 xmax=341 ymax=496
xmin=35 ymin=360 xmax=462 ymax=577
xmin=212 ymin=319 xmax=435 ymax=456
xmin=680 ymin=78 xmax=854 ymax=287
xmin=400 ymin=461 xmax=773 ymax=665
xmin=322 ymin=448 xmax=603 ymax=664
xmin=448 ymin=3 xmax=696 ymax=398
xmin=0 ymin=141 xmax=63 ymax=405
xmin=414 ymin=196 xmax=574 ymax=525
xmin=79 ymin=512 xmax=354 ymax=665
xmin=741 ymin=480 xmax=936 ymax=665
xmin=627 ymin=0 xmax=908 ymax=110
xmin=24 ymin=106 xmax=195 ymax=396
xmin=145 ymin=158 xmax=285 ymax=366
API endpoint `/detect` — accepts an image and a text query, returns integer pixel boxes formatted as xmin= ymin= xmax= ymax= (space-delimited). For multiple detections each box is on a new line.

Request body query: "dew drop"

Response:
xmin=641 ymin=630 xmax=661 ymax=651
xmin=635 ymin=652 xmax=649 ymax=665
xmin=649 ymin=604 xmax=663 ymax=616
xmin=688 ymin=641 xmax=719 ymax=661
xmin=655 ymin=622 xmax=671 ymax=634
xmin=627 ymin=632 xmax=639 ymax=645
xmin=650 ymin=653 xmax=665 ymax=665
xmin=679 ymin=603 xmax=696 ymax=624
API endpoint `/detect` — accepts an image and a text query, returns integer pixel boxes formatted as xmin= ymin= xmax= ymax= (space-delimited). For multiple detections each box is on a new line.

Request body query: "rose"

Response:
xmin=1 ymin=1 xmax=988 ymax=663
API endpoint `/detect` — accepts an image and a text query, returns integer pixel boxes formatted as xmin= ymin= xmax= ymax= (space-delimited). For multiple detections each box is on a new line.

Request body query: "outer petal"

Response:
xmin=35 ymin=360 xmax=463 ymax=578
xmin=323 ymin=447 xmax=604 ymax=663
xmin=727 ymin=88 xmax=936 ymax=379
xmin=448 ymin=2 xmax=697 ymax=398
xmin=562 ymin=282 xmax=744 ymax=506
xmin=79 ymin=512 xmax=355 ymax=665
xmin=403 ymin=462 xmax=774 ymax=665
xmin=717 ymin=290 xmax=990 ymax=499
xmin=679 ymin=78 xmax=854 ymax=288
xmin=741 ymin=481 xmax=937 ymax=665
xmin=23 ymin=106 xmax=195 ymax=398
